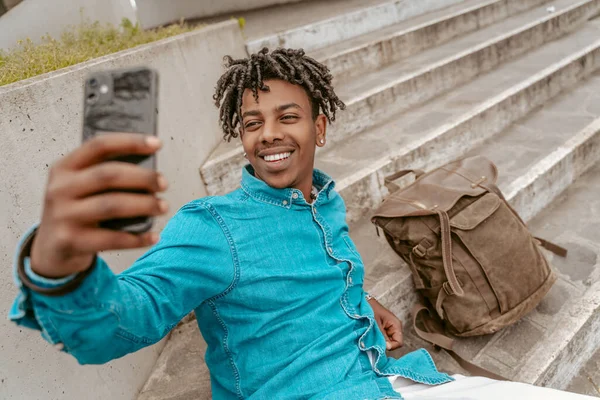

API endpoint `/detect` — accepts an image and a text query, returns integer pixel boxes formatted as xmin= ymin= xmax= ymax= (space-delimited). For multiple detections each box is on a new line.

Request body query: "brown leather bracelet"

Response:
xmin=17 ymin=229 xmax=97 ymax=297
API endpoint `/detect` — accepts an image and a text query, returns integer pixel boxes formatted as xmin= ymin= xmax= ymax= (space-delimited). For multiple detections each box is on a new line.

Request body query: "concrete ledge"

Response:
xmin=0 ymin=20 xmax=245 ymax=400
xmin=0 ymin=0 xmax=304 ymax=50
xmin=136 ymin=0 xmax=306 ymax=29
xmin=246 ymin=0 xmax=465 ymax=54
xmin=0 ymin=0 xmax=138 ymax=51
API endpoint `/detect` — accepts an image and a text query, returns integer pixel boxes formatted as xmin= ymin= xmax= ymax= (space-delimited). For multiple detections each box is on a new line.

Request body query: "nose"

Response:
xmin=259 ymin=119 xmax=284 ymax=143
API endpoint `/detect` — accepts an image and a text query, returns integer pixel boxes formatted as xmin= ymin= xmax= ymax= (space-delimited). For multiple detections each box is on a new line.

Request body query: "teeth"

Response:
xmin=264 ymin=152 xmax=291 ymax=162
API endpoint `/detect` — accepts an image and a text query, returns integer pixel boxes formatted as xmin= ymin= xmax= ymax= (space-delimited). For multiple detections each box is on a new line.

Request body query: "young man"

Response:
xmin=9 ymin=48 xmax=593 ymax=399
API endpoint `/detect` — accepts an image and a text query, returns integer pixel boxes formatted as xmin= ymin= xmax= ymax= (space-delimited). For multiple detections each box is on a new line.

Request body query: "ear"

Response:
xmin=315 ymin=114 xmax=327 ymax=147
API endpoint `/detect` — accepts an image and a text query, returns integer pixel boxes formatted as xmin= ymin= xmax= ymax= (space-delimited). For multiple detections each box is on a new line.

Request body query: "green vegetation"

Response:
xmin=0 ymin=18 xmax=201 ymax=87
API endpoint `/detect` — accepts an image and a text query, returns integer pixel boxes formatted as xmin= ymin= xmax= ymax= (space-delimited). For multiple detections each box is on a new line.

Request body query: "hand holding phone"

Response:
xmin=29 ymin=67 xmax=167 ymax=279
xmin=30 ymin=133 xmax=169 ymax=278
xmin=83 ymin=67 xmax=159 ymax=233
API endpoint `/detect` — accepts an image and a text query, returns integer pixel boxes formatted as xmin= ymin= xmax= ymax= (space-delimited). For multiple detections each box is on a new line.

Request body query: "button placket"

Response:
xmin=312 ymin=206 xmax=360 ymax=322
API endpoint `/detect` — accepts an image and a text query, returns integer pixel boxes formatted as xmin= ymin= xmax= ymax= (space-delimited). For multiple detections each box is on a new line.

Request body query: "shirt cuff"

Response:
xmin=24 ymin=257 xmax=77 ymax=288
xmin=7 ymin=224 xmax=107 ymax=344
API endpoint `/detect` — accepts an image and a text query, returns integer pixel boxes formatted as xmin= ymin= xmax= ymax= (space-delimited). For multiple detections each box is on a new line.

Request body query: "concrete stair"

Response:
xmin=201 ymin=0 xmax=600 ymax=201
xmin=314 ymin=0 xmax=553 ymax=82
xmin=140 ymin=1 xmax=600 ymax=398
xmin=387 ymin=163 xmax=600 ymax=389
xmin=244 ymin=0 xmax=465 ymax=54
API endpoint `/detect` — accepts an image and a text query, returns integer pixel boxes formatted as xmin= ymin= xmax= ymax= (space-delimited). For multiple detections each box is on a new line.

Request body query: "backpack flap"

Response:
xmin=449 ymin=193 xmax=501 ymax=230
xmin=372 ymin=156 xmax=498 ymax=220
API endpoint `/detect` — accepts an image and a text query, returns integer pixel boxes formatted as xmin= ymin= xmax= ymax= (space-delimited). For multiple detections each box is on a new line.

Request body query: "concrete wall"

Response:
xmin=3 ymin=0 xmax=22 ymax=10
xmin=0 ymin=0 xmax=137 ymax=50
xmin=0 ymin=20 xmax=246 ymax=400
xmin=136 ymin=0 xmax=306 ymax=29
xmin=0 ymin=0 xmax=306 ymax=50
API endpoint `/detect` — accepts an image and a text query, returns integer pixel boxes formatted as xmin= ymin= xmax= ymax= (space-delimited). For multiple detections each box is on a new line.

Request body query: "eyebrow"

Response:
xmin=241 ymin=110 xmax=261 ymax=119
xmin=241 ymin=102 xmax=303 ymax=119
xmin=277 ymin=102 xmax=302 ymax=112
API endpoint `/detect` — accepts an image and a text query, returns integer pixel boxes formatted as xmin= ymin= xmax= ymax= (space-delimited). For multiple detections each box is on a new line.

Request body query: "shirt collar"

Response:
xmin=240 ymin=164 xmax=335 ymax=209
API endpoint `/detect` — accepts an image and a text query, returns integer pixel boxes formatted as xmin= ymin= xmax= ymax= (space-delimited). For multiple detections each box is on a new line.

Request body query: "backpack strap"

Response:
xmin=384 ymin=169 xmax=425 ymax=192
xmin=535 ymin=237 xmax=568 ymax=258
xmin=412 ymin=304 xmax=509 ymax=381
xmin=434 ymin=209 xmax=464 ymax=297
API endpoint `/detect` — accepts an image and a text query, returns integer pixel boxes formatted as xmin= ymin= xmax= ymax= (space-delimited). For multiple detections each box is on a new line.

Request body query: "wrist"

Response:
xmin=18 ymin=229 xmax=97 ymax=296
xmin=30 ymin=232 xmax=94 ymax=279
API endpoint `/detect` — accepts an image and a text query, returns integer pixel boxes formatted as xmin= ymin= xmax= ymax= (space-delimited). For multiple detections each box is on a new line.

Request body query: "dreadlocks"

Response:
xmin=213 ymin=48 xmax=346 ymax=142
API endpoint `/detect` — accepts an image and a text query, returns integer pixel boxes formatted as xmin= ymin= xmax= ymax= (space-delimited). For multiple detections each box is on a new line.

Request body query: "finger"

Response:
xmin=67 ymin=162 xmax=168 ymax=198
xmin=386 ymin=322 xmax=404 ymax=348
xmin=61 ymin=133 xmax=161 ymax=170
xmin=389 ymin=329 xmax=403 ymax=348
xmin=375 ymin=319 xmax=389 ymax=340
xmin=387 ymin=339 xmax=403 ymax=351
xmin=63 ymin=192 xmax=168 ymax=223
xmin=70 ymin=228 xmax=160 ymax=253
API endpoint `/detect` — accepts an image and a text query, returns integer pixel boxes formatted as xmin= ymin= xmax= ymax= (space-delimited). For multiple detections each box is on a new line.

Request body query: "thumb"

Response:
xmin=376 ymin=318 xmax=391 ymax=344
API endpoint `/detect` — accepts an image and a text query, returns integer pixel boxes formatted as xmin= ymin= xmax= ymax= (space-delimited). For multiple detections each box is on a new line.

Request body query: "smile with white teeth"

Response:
xmin=263 ymin=152 xmax=291 ymax=162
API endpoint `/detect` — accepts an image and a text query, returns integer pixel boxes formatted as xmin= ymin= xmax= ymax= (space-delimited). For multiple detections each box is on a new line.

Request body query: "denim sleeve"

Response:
xmin=8 ymin=200 xmax=236 ymax=365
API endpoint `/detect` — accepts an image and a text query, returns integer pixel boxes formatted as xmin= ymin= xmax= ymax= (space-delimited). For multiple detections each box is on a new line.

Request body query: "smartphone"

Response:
xmin=82 ymin=66 xmax=159 ymax=234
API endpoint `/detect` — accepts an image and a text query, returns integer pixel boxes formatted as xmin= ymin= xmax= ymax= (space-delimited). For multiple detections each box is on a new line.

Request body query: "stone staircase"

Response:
xmin=138 ymin=0 xmax=600 ymax=398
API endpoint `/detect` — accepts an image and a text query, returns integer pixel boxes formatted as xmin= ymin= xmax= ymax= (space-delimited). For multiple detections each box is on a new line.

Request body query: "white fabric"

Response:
xmin=391 ymin=374 xmax=596 ymax=399
xmin=367 ymin=350 xmax=594 ymax=399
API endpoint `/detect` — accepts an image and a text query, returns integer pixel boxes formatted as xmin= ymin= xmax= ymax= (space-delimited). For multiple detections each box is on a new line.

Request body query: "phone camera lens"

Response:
xmin=89 ymin=78 xmax=98 ymax=87
xmin=87 ymin=92 xmax=98 ymax=104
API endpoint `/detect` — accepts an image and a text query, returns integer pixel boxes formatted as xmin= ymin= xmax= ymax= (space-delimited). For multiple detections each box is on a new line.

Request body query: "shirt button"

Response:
xmin=354 ymin=314 xmax=360 ymax=318
xmin=359 ymin=341 xmax=365 ymax=349
xmin=282 ymin=200 xmax=288 ymax=206
xmin=292 ymin=193 xmax=299 ymax=199
xmin=348 ymin=276 xmax=353 ymax=285
xmin=54 ymin=343 xmax=65 ymax=351
xmin=328 ymin=247 xmax=333 ymax=253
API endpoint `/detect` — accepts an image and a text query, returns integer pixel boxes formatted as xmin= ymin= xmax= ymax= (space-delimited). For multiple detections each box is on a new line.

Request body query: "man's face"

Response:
xmin=240 ymin=79 xmax=327 ymax=190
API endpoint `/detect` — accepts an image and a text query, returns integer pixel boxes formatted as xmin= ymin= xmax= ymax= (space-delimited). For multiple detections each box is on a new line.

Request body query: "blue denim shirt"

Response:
xmin=9 ymin=166 xmax=452 ymax=399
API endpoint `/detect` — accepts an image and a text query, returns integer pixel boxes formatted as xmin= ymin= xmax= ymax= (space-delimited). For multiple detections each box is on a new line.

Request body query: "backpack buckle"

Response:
xmin=442 ymin=281 xmax=454 ymax=296
xmin=412 ymin=239 xmax=431 ymax=258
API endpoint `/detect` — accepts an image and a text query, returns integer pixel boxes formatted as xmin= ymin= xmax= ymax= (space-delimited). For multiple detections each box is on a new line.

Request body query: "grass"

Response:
xmin=0 ymin=18 xmax=201 ymax=87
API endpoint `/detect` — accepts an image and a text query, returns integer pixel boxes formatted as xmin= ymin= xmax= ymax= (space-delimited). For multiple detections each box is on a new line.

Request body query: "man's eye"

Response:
xmin=245 ymin=121 xmax=260 ymax=128
xmin=281 ymin=115 xmax=298 ymax=121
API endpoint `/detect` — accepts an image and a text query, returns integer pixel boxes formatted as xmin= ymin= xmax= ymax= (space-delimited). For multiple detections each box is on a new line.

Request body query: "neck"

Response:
xmin=293 ymin=167 xmax=315 ymax=203
xmin=297 ymin=180 xmax=313 ymax=203
xmin=251 ymin=165 xmax=315 ymax=202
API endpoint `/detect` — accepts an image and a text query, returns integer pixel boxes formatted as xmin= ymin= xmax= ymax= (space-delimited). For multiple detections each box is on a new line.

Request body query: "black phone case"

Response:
xmin=82 ymin=67 xmax=159 ymax=234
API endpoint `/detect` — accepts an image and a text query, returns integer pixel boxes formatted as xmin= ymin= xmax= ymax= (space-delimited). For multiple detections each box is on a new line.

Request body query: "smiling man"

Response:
xmin=9 ymin=48 xmax=594 ymax=400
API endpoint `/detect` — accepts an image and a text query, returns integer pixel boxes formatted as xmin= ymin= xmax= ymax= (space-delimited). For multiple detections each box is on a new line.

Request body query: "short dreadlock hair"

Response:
xmin=213 ymin=48 xmax=346 ymax=142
